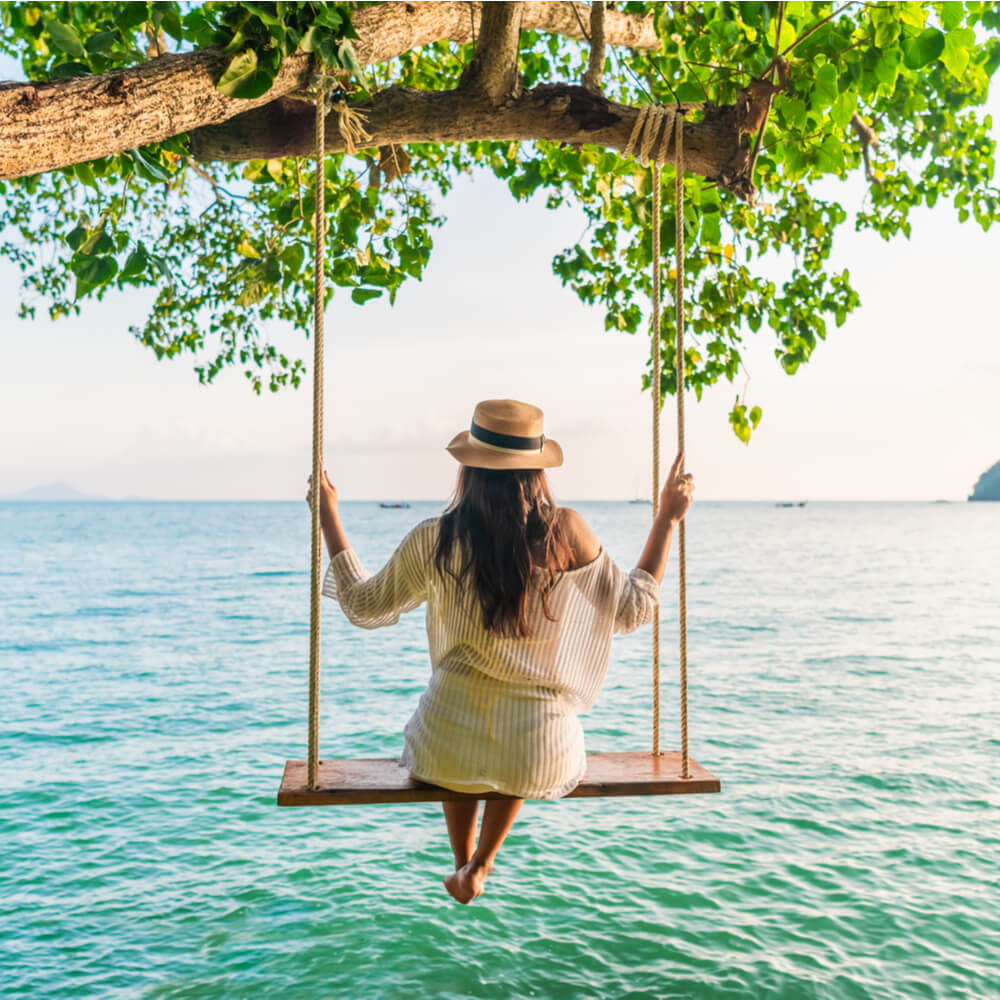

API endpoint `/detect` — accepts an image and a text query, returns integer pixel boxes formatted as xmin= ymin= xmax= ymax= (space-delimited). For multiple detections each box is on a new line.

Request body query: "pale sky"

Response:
xmin=1 ymin=71 xmax=997 ymax=502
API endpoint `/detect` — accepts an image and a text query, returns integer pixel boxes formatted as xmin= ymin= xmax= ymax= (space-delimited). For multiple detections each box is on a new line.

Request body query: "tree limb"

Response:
xmin=0 ymin=1 xmax=657 ymax=180
xmin=189 ymin=85 xmax=747 ymax=197
xmin=582 ymin=1 xmax=606 ymax=93
xmin=459 ymin=2 xmax=523 ymax=103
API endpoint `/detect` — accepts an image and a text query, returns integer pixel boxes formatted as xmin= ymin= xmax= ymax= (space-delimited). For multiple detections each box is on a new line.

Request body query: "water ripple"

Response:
xmin=1 ymin=500 xmax=998 ymax=998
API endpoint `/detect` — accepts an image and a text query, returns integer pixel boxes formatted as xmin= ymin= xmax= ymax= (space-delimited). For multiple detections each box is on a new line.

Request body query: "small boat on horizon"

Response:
xmin=776 ymin=501 xmax=807 ymax=508
xmin=628 ymin=498 xmax=652 ymax=504
xmin=379 ymin=502 xmax=411 ymax=509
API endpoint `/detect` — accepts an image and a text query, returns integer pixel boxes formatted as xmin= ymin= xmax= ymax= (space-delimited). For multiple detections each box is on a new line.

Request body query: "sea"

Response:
xmin=1 ymin=500 xmax=997 ymax=999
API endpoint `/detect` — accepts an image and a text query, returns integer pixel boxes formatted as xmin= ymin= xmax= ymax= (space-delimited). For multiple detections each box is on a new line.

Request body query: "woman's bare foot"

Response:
xmin=443 ymin=861 xmax=490 ymax=904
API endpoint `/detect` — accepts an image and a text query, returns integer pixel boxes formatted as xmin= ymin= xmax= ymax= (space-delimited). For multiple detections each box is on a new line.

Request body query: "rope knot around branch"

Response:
xmin=310 ymin=71 xmax=373 ymax=157
xmin=624 ymin=103 xmax=684 ymax=167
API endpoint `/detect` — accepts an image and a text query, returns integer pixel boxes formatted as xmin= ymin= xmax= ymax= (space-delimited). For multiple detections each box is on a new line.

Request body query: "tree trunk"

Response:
xmin=0 ymin=2 xmax=656 ymax=180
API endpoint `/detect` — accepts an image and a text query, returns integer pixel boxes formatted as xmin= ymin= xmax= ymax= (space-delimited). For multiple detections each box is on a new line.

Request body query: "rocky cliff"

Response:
xmin=969 ymin=461 xmax=1000 ymax=501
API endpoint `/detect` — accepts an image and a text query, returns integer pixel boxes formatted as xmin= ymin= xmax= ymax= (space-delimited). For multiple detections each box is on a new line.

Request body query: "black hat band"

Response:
xmin=470 ymin=420 xmax=545 ymax=453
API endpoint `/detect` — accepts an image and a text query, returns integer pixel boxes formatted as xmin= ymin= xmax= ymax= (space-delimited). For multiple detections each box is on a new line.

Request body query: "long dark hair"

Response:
xmin=434 ymin=467 xmax=575 ymax=638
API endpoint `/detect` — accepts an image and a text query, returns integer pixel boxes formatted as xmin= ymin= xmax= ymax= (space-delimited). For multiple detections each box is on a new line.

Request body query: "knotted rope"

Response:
xmin=626 ymin=105 xmax=691 ymax=777
xmin=334 ymin=98 xmax=372 ymax=156
xmin=624 ymin=103 xmax=678 ymax=167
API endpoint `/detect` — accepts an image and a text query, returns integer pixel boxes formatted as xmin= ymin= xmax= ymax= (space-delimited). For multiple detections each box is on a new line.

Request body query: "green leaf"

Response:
xmin=281 ymin=243 xmax=305 ymax=273
xmin=85 ymin=30 xmax=117 ymax=55
xmin=874 ymin=47 xmax=902 ymax=91
xmin=351 ymin=287 xmax=383 ymax=304
xmin=337 ymin=38 xmax=368 ymax=90
xmin=216 ymin=49 xmax=274 ymax=100
xmin=941 ymin=28 xmax=975 ymax=79
xmin=812 ymin=63 xmax=839 ymax=109
xmin=266 ymin=158 xmax=284 ymax=183
xmin=872 ymin=7 xmax=901 ymax=49
xmin=830 ymin=90 xmax=857 ymax=129
xmin=236 ymin=236 xmax=261 ymax=258
xmin=73 ymin=255 xmax=118 ymax=298
xmin=299 ymin=25 xmax=320 ymax=53
xmin=43 ymin=17 xmax=86 ymax=59
xmin=729 ymin=404 xmax=751 ymax=444
xmin=940 ymin=3 xmax=965 ymax=32
xmin=130 ymin=148 xmax=171 ymax=183
xmin=783 ymin=97 xmax=807 ymax=130
xmin=66 ymin=225 xmax=88 ymax=251
xmin=749 ymin=405 xmax=762 ymax=429
xmin=242 ymin=3 xmax=284 ymax=27
xmin=902 ymin=28 xmax=945 ymax=70
xmin=122 ymin=242 xmax=149 ymax=280
xmin=80 ymin=227 xmax=114 ymax=256
xmin=898 ymin=3 xmax=927 ymax=29
xmin=49 ymin=61 xmax=90 ymax=80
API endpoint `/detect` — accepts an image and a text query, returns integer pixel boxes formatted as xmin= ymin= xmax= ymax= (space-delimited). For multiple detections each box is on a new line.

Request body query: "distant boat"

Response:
xmin=776 ymin=502 xmax=807 ymax=508
xmin=628 ymin=498 xmax=652 ymax=505
xmin=379 ymin=502 xmax=411 ymax=509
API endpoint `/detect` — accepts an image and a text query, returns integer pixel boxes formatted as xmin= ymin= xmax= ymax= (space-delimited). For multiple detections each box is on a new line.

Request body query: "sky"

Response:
xmin=1 ymin=73 xmax=998 ymax=502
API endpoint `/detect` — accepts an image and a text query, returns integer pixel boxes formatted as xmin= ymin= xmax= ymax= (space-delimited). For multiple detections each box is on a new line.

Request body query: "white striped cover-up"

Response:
xmin=323 ymin=516 xmax=660 ymax=800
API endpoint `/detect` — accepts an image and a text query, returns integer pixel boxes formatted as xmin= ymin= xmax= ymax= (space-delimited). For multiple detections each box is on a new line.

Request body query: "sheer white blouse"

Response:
xmin=323 ymin=516 xmax=660 ymax=799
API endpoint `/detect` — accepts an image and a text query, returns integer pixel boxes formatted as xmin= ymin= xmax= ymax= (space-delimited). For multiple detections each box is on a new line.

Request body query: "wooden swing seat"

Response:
xmin=277 ymin=751 xmax=720 ymax=806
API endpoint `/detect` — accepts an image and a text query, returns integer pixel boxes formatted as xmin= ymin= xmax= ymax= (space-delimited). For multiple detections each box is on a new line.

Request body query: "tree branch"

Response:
xmin=189 ymin=85 xmax=748 ymax=197
xmin=459 ymin=2 xmax=523 ymax=103
xmin=583 ymin=1 xmax=606 ymax=93
xmin=0 ymin=1 xmax=657 ymax=180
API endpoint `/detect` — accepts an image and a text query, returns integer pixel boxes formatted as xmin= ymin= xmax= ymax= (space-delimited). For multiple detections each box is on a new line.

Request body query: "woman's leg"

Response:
xmin=442 ymin=799 xmax=479 ymax=869
xmin=444 ymin=797 xmax=523 ymax=904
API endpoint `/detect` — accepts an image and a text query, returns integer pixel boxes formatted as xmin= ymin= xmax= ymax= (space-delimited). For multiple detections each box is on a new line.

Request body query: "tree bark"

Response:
xmin=459 ymin=3 xmax=523 ymax=104
xmin=0 ymin=2 xmax=656 ymax=180
xmin=190 ymin=85 xmax=741 ymax=188
xmin=582 ymin=1 xmax=606 ymax=93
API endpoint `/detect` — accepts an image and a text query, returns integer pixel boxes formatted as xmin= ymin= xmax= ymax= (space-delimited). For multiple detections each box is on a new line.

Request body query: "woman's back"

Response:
xmin=324 ymin=509 xmax=660 ymax=799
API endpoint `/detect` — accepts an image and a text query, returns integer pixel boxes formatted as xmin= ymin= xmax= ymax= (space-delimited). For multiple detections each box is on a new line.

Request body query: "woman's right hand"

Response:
xmin=305 ymin=470 xmax=338 ymax=515
xmin=660 ymin=451 xmax=694 ymax=523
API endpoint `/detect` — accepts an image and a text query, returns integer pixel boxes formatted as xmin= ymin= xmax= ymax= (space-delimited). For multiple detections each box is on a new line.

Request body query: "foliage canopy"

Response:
xmin=1 ymin=1 xmax=999 ymax=441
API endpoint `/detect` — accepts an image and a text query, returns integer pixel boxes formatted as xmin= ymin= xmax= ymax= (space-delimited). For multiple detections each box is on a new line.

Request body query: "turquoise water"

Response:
xmin=1 ymin=500 xmax=998 ymax=999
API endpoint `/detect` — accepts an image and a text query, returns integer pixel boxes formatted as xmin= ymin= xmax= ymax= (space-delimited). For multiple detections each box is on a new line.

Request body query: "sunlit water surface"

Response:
xmin=1 ymin=500 xmax=998 ymax=998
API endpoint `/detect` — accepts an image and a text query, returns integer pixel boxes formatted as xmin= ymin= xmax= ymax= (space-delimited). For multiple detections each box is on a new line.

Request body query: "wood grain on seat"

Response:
xmin=277 ymin=752 xmax=720 ymax=806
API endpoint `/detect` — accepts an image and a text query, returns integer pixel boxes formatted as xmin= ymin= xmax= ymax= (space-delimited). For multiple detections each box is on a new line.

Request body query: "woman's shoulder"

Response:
xmin=555 ymin=507 xmax=602 ymax=570
xmin=410 ymin=516 xmax=441 ymax=544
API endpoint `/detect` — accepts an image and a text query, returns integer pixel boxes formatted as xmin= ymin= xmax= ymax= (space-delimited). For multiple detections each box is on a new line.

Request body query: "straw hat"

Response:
xmin=446 ymin=399 xmax=563 ymax=470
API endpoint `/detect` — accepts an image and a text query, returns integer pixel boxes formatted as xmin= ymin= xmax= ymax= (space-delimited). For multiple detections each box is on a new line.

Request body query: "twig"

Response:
xmin=780 ymin=1 xmax=857 ymax=59
xmin=184 ymin=157 xmax=241 ymax=202
xmin=746 ymin=1 xmax=784 ymax=182
xmin=294 ymin=157 xmax=305 ymax=223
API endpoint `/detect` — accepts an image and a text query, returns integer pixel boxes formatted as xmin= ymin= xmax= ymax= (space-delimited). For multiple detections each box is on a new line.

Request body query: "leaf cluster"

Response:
xmin=1 ymin=1 xmax=999 ymax=440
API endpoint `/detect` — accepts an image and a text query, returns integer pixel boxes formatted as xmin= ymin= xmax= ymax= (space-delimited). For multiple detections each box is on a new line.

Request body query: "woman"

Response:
xmin=309 ymin=399 xmax=694 ymax=904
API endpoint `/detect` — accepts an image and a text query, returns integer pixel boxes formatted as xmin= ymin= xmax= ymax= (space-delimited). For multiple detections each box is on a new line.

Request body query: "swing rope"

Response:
xmin=625 ymin=105 xmax=691 ymax=777
xmin=306 ymin=83 xmax=380 ymax=790
xmin=307 ymin=82 xmax=327 ymax=791
xmin=673 ymin=112 xmax=691 ymax=781
xmin=651 ymin=162 xmax=662 ymax=756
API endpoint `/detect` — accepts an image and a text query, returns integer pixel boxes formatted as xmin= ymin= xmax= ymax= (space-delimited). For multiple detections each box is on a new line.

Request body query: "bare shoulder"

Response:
xmin=556 ymin=507 xmax=601 ymax=567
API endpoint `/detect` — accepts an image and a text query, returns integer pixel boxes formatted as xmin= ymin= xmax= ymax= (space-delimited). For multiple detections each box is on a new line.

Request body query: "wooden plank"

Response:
xmin=277 ymin=752 xmax=720 ymax=806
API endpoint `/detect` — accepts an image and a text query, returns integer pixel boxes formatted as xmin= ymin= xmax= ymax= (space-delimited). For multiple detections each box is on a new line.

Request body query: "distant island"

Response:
xmin=969 ymin=461 xmax=1000 ymax=501
xmin=1 ymin=481 xmax=109 ymax=502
